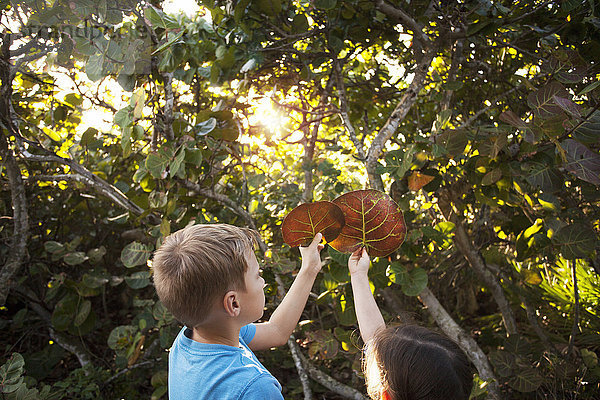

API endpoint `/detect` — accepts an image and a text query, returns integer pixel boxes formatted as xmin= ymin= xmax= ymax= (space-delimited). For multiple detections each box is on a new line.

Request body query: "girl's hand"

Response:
xmin=348 ymin=247 xmax=370 ymax=276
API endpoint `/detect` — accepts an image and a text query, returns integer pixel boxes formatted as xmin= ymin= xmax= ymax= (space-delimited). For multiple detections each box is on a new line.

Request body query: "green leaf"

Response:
xmin=80 ymin=127 xmax=98 ymax=146
xmin=121 ymin=242 xmax=153 ymax=268
xmin=130 ymin=88 xmax=145 ymax=120
xmin=195 ymin=117 xmax=217 ymax=136
xmin=561 ymin=139 xmax=600 ymax=185
xmin=573 ymin=110 xmax=600 ymax=144
xmin=152 ymin=30 xmax=185 ymax=55
xmin=504 ymin=335 xmax=530 ymax=354
xmin=481 ymin=168 xmax=502 ymax=185
xmin=434 ymin=221 xmax=455 ymax=235
xmin=151 ymin=370 xmax=168 ymax=388
xmin=51 ymin=294 xmax=78 ymax=331
xmin=553 ymin=95 xmax=581 ymax=118
xmin=44 ymin=241 xmax=64 ymax=254
xmin=522 ymin=268 xmax=543 ymax=285
xmin=314 ymin=0 xmax=337 ymax=10
xmin=146 ymin=152 xmax=169 ymax=179
xmin=334 ymin=296 xmax=357 ymax=326
xmin=256 ymin=0 xmax=282 ymax=16
xmin=0 ymin=353 xmax=25 ymax=394
xmin=87 ymin=246 xmax=107 ymax=263
xmin=522 ymin=156 xmax=563 ymax=192
xmin=144 ymin=5 xmax=180 ymax=30
xmin=85 ymin=53 xmax=105 ymax=82
xmin=433 ymin=109 xmax=452 ymax=132
xmin=234 ymin=0 xmax=252 ymax=22
xmin=292 ymin=14 xmax=309 ymax=33
xmin=554 ymin=224 xmax=596 ymax=259
xmin=436 ymin=129 xmax=468 ymax=158
xmin=63 ymin=251 xmax=87 ymax=266
xmin=153 ymin=301 xmax=174 ymax=324
xmin=160 ymin=218 xmax=171 ymax=237
xmin=489 ymin=351 xmax=515 ymax=377
xmin=169 ymin=149 xmax=186 ymax=178
xmin=64 ymin=93 xmax=83 ymax=108
xmin=527 ymin=82 xmax=568 ymax=119
xmin=185 ymin=148 xmax=203 ymax=166
xmin=82 ymin=272 xmax=109 ymax=288
xmin=421 ymin=226 xmax=446 ymax=247
xmin=399 ymin=268 xmax=428 ymax=296
xmin=108 ymin=325 xmax=136 ymax=351
xmin=388 ymin=263 xmax=428 ymax=296
xmin=499 ymin=110 xmax=528 ymax=129
xmin=125 ymin=271 xmax=151 ymax=289
xmin=328 ymin=247 xmax=350 ymax=267
xmin=508 ymin=366 xmax=542 ymax=392
xmin=581 ymin=349 xmax=599 ymax=368
xmin=382 ymin=146 xmax=415 ymax=178
xmin=151 ymin=386 xmax=168 ymax=400
xmin=578 ymin=80 xmax=600 ymax=96
xmin=74 ymin=300 xmax=91 ymax=327
xmin=114 ymin=107 xmax=132 ymax=129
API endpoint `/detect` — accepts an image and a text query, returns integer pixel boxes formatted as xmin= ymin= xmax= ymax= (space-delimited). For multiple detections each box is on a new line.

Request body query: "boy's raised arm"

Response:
xmin=348 ymin=248 xmax=385 ymax=343
xmin=249 ymin=233 xmax=324 ymax=351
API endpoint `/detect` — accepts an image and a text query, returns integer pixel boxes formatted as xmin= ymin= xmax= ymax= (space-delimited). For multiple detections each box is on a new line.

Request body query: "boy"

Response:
xmin=152 ymin=223 xmax=324 ymax=399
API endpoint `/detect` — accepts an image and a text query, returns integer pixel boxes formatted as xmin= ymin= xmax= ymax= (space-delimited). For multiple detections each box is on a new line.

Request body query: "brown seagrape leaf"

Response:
xmin=408 ymin=171 xmax=435 ymax=191
xmin=281 ymin=201 xmax=345 ymax=247
xmin=329 ymin=189 xmax=406 ymax=257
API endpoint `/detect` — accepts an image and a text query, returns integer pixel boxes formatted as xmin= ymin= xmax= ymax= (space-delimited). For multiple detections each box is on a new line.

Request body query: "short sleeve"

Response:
xmin=239 ymin=324 xmax=257 ymax=344
xmin=241 ymin=375 xmax=284 ymax=400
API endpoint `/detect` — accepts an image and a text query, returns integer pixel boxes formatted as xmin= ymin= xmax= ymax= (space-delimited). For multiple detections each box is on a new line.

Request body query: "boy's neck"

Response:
xmin=192 ymin=322 xmax=241 ymax=348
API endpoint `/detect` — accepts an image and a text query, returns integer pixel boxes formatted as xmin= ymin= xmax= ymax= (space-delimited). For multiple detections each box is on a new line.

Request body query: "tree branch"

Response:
xmin=303 ymin=78 xmax=334 ymax=203
xmin=373 ymin=0 xmax=431 ymax=46
xmin=334 ymin=58 xmax=365 ymax=161
xmin=161 ymin=72 xmax=175 ymax=141
xmin=104 ymin=357 xmax=162 ymax=385
xmin=296 ymin=349 xmax=368 ymax=400
xmin=21 ymin=151 xmax=145 ymax=216
xmin=441 ymin=35 xmax=464 ymax=112
xmin=180 ymin=179 xmax=258 ymax=231
xmin=365 ymin=48 xmax=435 ymax=190
xmin=288 ymin=336 xmax=313 ymax=400
xmin=19 ymin=290 xmax=94 ymax=369
xmin=517 ymin=291 xmax=557 ymax=354
xmin=418 ymin=287 xmax=503 ymax=400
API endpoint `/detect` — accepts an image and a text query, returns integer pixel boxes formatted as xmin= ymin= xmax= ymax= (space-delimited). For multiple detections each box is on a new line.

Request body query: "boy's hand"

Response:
xmin=348 ymin=247 xmax=370 ymax=276
xmin=299 ymin=233 xmax=324 ymax=275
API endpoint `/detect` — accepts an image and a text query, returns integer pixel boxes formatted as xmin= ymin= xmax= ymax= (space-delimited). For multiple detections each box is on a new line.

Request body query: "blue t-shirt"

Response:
xmin=168 ymin=324 xmax=283 ymax=400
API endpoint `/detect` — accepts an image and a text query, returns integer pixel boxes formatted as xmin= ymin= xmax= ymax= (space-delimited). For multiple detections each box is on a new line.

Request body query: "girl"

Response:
xmin=348 ymin=248 xmax=473 ymax=400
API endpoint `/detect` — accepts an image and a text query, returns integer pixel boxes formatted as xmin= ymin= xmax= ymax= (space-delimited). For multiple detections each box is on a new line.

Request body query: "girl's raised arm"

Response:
xmin=348 ymin=248 xmax=385 ymax=343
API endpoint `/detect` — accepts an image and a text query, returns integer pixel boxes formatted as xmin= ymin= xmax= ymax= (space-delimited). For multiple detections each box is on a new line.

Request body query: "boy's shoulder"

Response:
xmin=168 ymin=326 xmax=283 ymax=400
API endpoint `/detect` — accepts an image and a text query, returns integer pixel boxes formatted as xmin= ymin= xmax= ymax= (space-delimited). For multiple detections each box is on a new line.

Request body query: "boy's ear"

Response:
xmin=381 ymin=390 xmax=392 ymax=400
xmin=223 ymin=291 xmax=241 ymax=317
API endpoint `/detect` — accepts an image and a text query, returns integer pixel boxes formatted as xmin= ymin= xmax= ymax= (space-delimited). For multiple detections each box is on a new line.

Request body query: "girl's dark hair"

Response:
xmin=365 ymin=325 xmax=473 ymax=400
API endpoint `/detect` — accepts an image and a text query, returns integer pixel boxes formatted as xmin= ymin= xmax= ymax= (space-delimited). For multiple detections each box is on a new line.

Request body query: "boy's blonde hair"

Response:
xmin=152 ymin=224 xmax=260 ymax=327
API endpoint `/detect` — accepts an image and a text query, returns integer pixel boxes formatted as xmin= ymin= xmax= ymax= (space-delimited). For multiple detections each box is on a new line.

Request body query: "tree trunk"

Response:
xmin=438 ymin=192 xmax=518 ymax=336
xmin=0 ymin=34 xmax=30 ymax=305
